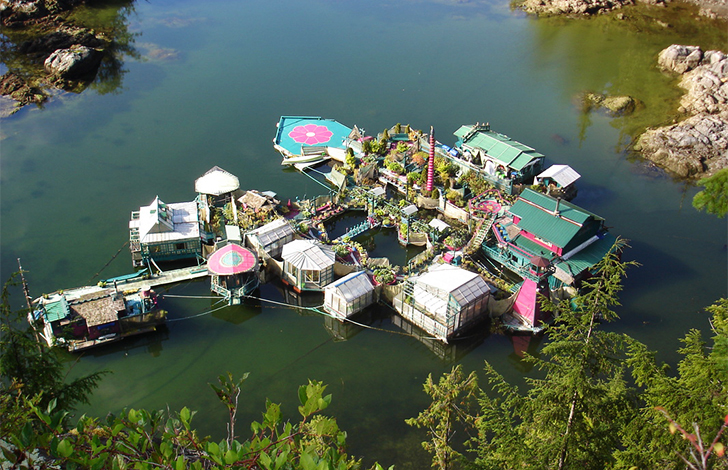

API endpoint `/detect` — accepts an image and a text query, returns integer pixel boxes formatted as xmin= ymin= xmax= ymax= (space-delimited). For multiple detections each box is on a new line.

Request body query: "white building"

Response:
xmin=324 ymin=270 xmax=376 ymax=320
xmin=393 ymin=264 xmax=491 ymax=342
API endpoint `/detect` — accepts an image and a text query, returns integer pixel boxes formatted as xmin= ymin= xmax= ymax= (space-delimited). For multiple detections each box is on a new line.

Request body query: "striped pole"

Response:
xmin=426 ymin=126 xmax=435 ymax=192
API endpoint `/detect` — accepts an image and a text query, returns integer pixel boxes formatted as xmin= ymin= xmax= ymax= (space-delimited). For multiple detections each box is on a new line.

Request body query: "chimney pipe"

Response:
xmin=554 ymin=197 xmax=561 ymax=217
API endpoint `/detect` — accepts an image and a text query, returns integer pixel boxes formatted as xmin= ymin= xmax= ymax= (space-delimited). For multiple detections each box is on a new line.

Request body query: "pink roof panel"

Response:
xmin=208 ymin=244 xmax=257 ymax=275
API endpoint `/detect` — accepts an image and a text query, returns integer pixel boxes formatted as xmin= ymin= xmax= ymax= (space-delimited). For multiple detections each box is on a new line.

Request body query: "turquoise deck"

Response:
xmin=274 ymin=116 xmax=353 ymax=156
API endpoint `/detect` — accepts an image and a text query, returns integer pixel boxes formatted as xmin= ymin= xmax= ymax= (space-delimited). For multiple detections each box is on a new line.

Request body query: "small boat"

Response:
xmin=281 ymin=153 xmax=329 ymax=166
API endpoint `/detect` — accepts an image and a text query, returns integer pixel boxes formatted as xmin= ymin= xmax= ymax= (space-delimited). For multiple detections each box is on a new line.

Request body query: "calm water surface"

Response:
xmin=1 ymin=0 xmax=726 ymax=467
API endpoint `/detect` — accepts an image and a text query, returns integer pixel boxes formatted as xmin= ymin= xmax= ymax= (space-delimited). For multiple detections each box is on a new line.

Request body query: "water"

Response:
xmin=1 ymin=0 xmax=726 ymax=467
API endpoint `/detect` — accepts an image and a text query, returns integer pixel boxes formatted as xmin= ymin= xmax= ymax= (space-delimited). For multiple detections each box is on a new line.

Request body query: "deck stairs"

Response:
xmin=466 ymin=214 xmax=495 ymax=252
xmin=335 ymin=219 xmax=372 ymax=242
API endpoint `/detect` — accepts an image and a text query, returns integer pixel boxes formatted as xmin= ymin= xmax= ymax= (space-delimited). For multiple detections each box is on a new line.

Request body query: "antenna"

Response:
xmin=17 ymin=258 xmax=33 ymax=313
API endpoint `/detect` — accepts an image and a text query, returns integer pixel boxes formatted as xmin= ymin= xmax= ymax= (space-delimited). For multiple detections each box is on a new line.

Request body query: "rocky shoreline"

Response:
xmin=0 ymin=0 xmax=114 ymax=114
xmin=634 ymin=45 xmax=728 ymax=178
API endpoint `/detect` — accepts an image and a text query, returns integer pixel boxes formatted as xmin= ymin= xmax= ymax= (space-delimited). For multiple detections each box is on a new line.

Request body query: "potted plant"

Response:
xmin=373 ymin=268 xmax=396 ymax=286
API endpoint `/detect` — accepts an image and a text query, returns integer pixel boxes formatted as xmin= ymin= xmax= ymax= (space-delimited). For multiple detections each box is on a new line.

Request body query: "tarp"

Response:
xmin=512 ymin=278 xmax=539 ymax=326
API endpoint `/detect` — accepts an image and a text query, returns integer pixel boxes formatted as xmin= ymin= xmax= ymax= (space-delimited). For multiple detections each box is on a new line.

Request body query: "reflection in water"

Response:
xmin=0 ymin=0 xmax=140 ymax=108
xmin=529 ymin=4 xmax=726 ymax=144
xmin=391 ymin=314 xmax=490 ymax=364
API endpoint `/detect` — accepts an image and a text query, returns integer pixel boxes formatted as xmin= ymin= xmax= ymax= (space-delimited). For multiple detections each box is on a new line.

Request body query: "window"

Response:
xmin=304 ymin=270 xmax=319 ymax=284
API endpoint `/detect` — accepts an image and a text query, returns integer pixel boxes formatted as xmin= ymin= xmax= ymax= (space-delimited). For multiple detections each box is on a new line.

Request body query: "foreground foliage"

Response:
xmin=408 ymin=240 xmax=727 ymax=470
xmin=0 ymin=274 xmax=390 ymax=470
xmin=0 ymin=374 xmax=391 ymax=470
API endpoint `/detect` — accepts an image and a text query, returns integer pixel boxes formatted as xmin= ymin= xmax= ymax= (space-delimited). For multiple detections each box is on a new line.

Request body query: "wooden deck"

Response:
xmin=119 ymin=266 xmax=209 ymax=291
xmin=52 ymin=265 xmax=210 ymax=301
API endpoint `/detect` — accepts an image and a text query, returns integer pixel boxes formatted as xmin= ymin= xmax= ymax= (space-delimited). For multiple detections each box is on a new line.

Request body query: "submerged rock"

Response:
xmin=636 ymin=45 xmax=728 ymax=179
xmin=579 ymin=92 xmax=638 ymax=116
xmin=44 ymin=45 xmax=102 ymax=78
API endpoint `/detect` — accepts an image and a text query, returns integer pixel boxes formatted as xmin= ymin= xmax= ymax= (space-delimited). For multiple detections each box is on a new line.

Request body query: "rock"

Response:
xmin=0 ymin=72 xmax=47 ymax=107
xmin=635 ymin=45 xmax=728 ymax=179
xmin=44 ymin=45 xmax=102 ymax=78
xmin=658 ymin=45 xmax=703 ymax=74
xmin=637 ymin=112 xmax=728 ymax=178
xmin=579 ymin=91 xmax=638 ymax=116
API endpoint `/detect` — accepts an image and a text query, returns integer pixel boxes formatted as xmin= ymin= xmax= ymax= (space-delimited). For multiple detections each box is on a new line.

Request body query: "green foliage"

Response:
xmin=406 ymin=171 xmax=421 ymax=185
xmin=693 ymin=168 xmax=728 ymax=218
xmin=405 ymin=365 xmax=478 ymax=470
xmin=474 ymin=239 xmax=638 ymax=470
xmin=381 ymin=129 xmax=389 ymax=142
xmin=385 ymin=161 xmax=405 ymax=175
xmin=617 ymin=298 xmax=728 ymax=469
xmin=394 ymin=123 xmax=401 ymax=134
xmin=0 ymin=373 xmax=385 ymax=470
xmin=346 ymin=151 xmax=357 ymax=169
xmin=396 ymin=142 xmax=409 ymax=153
xmin=0 ymin=274 xmax=108 ymax=414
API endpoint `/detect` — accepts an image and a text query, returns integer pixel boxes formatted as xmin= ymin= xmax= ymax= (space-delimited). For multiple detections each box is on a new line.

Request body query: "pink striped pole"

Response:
xmin=426 ymin=126 xmax=435 ymax=192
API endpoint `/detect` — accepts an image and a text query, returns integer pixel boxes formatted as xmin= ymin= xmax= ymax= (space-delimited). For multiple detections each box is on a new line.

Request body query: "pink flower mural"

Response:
xmin=288 ymin=124 xmax=334 ymax=145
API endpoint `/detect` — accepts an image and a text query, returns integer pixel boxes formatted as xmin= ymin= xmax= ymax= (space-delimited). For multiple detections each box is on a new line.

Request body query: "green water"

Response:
xmin=1 ymin=0 xmax=726 ymax=467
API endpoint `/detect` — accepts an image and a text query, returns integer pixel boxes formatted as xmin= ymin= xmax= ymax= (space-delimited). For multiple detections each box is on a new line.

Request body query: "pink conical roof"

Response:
xmin=208 ymin=244 xmax=257 ymax=275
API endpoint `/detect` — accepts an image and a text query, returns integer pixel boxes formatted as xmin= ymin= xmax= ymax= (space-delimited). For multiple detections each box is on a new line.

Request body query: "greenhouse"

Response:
xmin=324 ymin=270 xmax=376 ymax=320
xmin=393 ymin=263 xmax=491 ymax=342
xmin=281 ymin=239 xmax=335 ymax=292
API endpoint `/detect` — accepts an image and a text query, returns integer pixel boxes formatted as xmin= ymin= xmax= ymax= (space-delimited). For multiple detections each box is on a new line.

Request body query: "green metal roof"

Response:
xmin=43 ymin=298 xmax=69 ymax=323
xmin=555 ymin=233 xmax=617 ymax=276
xmin=454 ymin=125 xmax=544 ymax=171
xmin=509 ymin=189 xmax=603 ymax=248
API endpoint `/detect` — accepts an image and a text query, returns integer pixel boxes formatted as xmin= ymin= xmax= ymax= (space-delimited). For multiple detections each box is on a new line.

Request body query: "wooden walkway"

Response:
xmin=119 ymin=266 xmax=209 ymax=291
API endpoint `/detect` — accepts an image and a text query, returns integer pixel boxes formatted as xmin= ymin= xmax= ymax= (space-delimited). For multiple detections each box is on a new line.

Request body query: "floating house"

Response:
xmin=483 ymin=188 xmax=616 ymax=287
xmin=246 ymin=218 xmax=296 ymax=259
xmin=129 ymin=196 xmax=203 ymax=267
xmin=452 ymin=123 xmax=545 ymax=191
xmin=208 ymin=243 xmax=259 ymax=305
xmin=393 ymin=264 xmax=492 ymax=343
xmin=323 ymin=270 xmax=376 ymax=320
xmin=281 ymin=239 xmax=335 ymax=292
xmin=32 ymin=287 xmax=165 ymax=351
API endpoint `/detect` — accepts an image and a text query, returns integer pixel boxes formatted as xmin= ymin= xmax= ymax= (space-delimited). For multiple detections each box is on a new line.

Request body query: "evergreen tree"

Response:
xmin=0 ymin=274 xmax=107 ymax=413
xmin=617 ymin=298 xmax=728 ymax=469
xmin=692 ymin=168 xmax=728 ymax=218
xmin=472 ymin=239 xmax=638 ymax=469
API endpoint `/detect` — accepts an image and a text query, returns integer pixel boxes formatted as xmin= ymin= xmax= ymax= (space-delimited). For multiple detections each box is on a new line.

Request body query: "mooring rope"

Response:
xmin=86 ymin=241 xmax=130 ymax=284
xmin=167 ymin=301 xmax=228 ymax=322
xmin=160 ymin=294 xmax=222 ymax=299
xmin=163 ymin=291 xmax=443 ymax=341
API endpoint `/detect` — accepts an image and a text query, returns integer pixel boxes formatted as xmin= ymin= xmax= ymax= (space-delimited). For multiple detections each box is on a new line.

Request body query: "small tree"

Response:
xmin=0 ymin=274 xmax=108 ymax=415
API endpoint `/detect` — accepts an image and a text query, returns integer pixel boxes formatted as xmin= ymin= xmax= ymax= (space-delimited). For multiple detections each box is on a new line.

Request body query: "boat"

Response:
xmin=30 ymin=284 xmax=167 ymax=352
xmin=280 ymin=147 xmax=330 ymax=166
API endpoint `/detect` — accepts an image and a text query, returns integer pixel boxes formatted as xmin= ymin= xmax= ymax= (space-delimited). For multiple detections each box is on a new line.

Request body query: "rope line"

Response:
xmin=86 ymin=241 xmax=130 ymax=284
xmin=167 ymin=300 xmax=228 ymax=322
xmin=163 ymin=291 xmax=445 ymax=341
xmin=161 ymin=294 xmax=222 ymax=299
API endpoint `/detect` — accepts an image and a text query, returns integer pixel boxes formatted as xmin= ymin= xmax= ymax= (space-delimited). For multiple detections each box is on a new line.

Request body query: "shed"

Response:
xmin=246 ymin=218 xmax=296 ymax=259
xmin=393 ymin=264 xmax=491 ymax=342
xmin=535 ymin=164 xmax=580 ymax=189
xmin=281 ymin=239 xmax=335 ymax=292
xmin=454 ymin=124 xmax=545 ymax=183
xmin=324 ymin=270 xmax=376 ymax=320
